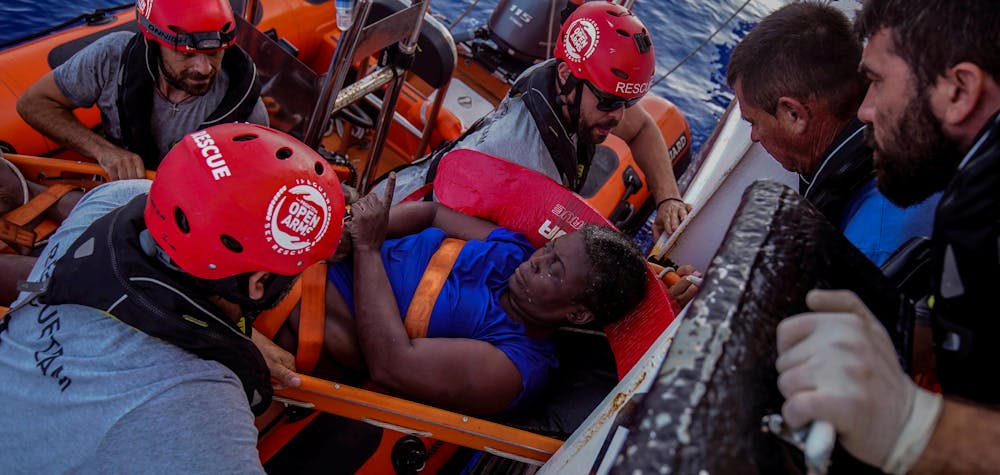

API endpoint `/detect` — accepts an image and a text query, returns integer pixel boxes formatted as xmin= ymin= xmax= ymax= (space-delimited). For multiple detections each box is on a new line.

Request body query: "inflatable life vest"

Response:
xmin=420 ymin=61 xmax=592 ymax=194
xmin=116 ymin=33 xmax=262 ymax=169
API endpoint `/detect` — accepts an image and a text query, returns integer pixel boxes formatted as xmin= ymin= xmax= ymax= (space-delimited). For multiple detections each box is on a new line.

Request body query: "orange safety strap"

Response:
xmin=0 ymin=184 xmax=77 ymax=253
xmin=0 ymin=220 xmax=36 ymax=248
xmin=296 ymin=262 xmax=327 ymax=375
xmin=3 ymin=184 xmax=75 ymax=226
xmin=254 ymin=280 xmax=304 ymax=340
xmin=404 ymin=238 xmax=466 ymax=339
xmin=250 ymin=262 xmax=326 ymax=376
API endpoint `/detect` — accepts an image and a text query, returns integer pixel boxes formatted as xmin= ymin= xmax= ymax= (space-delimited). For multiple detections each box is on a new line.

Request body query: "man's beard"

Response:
xmin=863 ymin=91 xmax=963 ymax=207
xmin=159 ymin=57 xmax=216 ymax=96
xmin=578 ymin=117 xmax=619 ymax=145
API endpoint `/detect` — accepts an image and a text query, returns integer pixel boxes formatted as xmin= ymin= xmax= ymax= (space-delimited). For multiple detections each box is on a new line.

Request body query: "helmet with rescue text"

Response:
xmin=145 ymin=122 xmax=344 ymax=283
xmin=554 ymin=1 xmax=655 ymax=101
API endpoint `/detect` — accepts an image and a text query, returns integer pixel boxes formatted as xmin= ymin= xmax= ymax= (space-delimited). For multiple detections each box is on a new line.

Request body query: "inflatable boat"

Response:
xmin=0 ymin=0 xmax=692 ymax=472
xmin=2 ymin=0 xmax=878 ymax=472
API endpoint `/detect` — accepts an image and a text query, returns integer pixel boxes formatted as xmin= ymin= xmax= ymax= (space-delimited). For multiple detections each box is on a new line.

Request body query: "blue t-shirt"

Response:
xmin=841 ymin=179 xmax=941 ymax=267
xmin=328 ymin=227 xmax=558 ymax=411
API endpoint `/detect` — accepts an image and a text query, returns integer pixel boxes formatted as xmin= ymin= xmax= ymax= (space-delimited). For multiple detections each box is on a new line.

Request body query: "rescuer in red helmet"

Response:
xmin=384 ymin=1 xmax=690 ymax=242
xmin=17 ymin=0 xmax=268 ymax=180
xmin=0 ymin=123 xmax=344 ymax=472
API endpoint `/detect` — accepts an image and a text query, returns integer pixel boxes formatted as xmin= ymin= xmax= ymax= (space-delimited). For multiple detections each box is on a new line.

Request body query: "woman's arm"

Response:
xmin=386 ymin=201 xmax=497 ymax=241
xmin=349 ymin=176 xmax=523 ymax=415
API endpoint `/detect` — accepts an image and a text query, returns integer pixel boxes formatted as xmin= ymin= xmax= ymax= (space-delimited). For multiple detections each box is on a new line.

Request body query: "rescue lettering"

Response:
xmin=190 ymin=130 xmax=232 ymax=180
xmin=538 ymin=219 xmax=568 ymax=240
xmin=550 ymin=204 xmax=585 ymax=230
xmin=615 ymin=81 xmax=650 ymax=96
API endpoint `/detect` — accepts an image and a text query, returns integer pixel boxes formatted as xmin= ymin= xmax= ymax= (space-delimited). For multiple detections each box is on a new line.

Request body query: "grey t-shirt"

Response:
xmin=386 ymin=60 xmax=571 ymax=202
xmin=0 ymin=181 xmax=265 ymax=473
xmin=53 ymin=31 xmax=269 ymax=160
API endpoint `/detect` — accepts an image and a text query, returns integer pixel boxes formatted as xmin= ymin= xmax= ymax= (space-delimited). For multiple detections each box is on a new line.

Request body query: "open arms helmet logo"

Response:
xmin=266 ymin=180 xmax=333 ymax=256
xmin=562 ymin=17 xmax=599 ymax=63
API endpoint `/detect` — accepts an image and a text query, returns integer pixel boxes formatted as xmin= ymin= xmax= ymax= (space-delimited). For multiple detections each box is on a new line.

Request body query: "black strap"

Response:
xmin=509 ymin=61 xmax=592 ymax=191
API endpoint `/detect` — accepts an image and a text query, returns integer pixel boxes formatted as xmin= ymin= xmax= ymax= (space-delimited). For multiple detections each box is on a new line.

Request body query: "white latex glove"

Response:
xmin=776 ymin=289 xmax=942 ymax=474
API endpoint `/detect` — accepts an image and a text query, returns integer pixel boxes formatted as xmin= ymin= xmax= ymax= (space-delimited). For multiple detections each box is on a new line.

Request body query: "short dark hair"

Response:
xmin=726 ymin=2 xmax=868 ymax=121
xmin=576 ymin=224 xmax=647 ymax=325
xmin=856 ymin=0 xmax=1000 ymax=90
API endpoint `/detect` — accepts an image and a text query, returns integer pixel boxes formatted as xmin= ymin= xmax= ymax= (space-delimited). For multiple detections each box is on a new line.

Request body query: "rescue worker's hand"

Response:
xmin=349 ymin=172 xmax=395 ymax=252
xmin=652 ymin=198 xmax=691 ymax=242
xmin=667 ymin=264 xmax=700 ymax=308
xmin=96 ymin=146 xmax=146 ymax=181
xmin=776 ymin=290 xmax=942 ymax=473
xmin=251 ymin=330 xmax=301 ymax=389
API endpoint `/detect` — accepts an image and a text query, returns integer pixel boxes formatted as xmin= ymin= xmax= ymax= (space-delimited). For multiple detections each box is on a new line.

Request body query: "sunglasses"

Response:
xmin=584 ymin=81 xmax=642 ymax=112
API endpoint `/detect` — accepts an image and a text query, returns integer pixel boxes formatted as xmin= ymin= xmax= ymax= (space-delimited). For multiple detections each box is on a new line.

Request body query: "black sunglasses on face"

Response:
xmin=583 ymin=81 xmax=641 ymax=112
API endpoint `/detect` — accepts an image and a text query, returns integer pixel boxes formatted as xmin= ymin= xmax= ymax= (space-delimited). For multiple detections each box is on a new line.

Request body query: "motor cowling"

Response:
xmin=487 ymin=0 xmax=568 ymax=62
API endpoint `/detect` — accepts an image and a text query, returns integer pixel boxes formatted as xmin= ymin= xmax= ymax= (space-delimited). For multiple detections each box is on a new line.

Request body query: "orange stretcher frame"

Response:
xmin=274 ymin=373 xmax=564 ymax=464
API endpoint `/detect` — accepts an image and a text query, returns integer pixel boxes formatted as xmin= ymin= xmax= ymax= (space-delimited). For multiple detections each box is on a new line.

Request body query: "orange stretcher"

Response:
xmin=253 ymin=150 xmax=679 ymax=468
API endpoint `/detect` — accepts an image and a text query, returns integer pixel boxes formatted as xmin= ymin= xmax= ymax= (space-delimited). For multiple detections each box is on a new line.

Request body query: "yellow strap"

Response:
xmin=404 ymin=238 xmax=466 ymax=339
xmin=252 ymin=262 xmax=326 ymax=375
xmin=0 ymin=219 xmax=36 ymax=248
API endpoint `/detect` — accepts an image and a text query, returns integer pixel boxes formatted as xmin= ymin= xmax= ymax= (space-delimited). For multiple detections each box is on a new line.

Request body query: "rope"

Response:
xmin=649 ymin=0 xmax=753 ymax=89
xmin=0 ymin=151 xmax=31 ymax=207
xmin=447 ymin=0 xmax=484 ymax=30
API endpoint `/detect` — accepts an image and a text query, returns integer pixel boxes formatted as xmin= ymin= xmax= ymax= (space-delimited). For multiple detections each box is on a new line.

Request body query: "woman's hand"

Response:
xmin=349 ymin=173 xmax=395 ymax=253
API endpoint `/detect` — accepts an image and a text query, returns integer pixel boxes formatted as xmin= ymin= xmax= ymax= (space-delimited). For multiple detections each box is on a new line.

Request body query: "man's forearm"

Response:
xmin=911 ymin=399 xmax=1000 ymax=473
xmin=628 ymin=116 xmax=682 ymax=202
xmin=18 ymin=98 xmax=117 ymax=160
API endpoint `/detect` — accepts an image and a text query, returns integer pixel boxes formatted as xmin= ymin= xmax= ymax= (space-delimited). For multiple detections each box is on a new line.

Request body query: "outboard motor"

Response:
xmin=457 ymin=0 xmax=572 ymax=81
xmin=487 ymin=0 xmax=569 ymax=63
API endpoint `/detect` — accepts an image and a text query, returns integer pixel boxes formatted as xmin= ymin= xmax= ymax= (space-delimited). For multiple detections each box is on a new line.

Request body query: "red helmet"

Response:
xmin=145 ymin=123 xmax=345 ymax=280
xmin=554 ymin=1 xmax=655 ymax=99
xmin=136 ymin=0 xmax=236 ymax=53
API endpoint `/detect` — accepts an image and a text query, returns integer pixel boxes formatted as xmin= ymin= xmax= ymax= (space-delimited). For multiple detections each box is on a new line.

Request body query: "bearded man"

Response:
xmin=775 ymin=1 xmax=1000 ymax=473
xmin=16 ymin=0 xmax=267 ymax=180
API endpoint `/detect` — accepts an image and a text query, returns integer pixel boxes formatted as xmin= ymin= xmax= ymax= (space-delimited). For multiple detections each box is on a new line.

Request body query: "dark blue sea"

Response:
xmin=0 ymin=0 xmax=791 ymax=250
